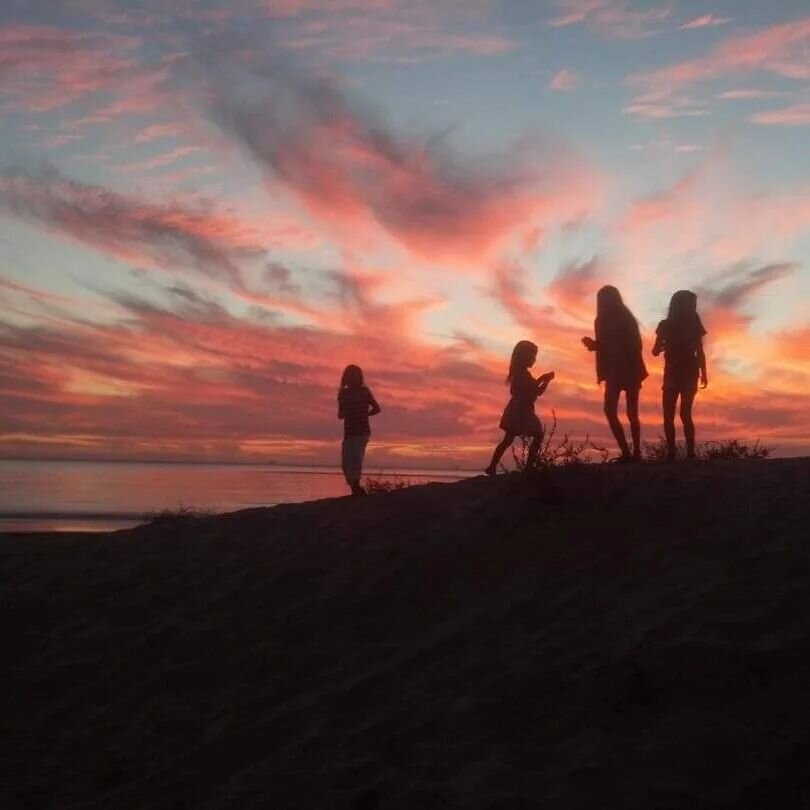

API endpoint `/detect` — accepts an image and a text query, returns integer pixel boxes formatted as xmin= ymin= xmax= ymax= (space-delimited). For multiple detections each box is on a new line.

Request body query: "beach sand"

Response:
xmin=2 ymin=458 xmax=809 ymax=809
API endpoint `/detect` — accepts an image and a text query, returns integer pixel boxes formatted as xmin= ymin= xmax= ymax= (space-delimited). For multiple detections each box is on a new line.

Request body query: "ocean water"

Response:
xmin=0 ymin=459 xmax=474 ymax=533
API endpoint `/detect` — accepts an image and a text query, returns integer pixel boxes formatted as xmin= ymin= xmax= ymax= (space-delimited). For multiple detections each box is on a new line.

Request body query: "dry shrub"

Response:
xmin=642 ymin=437 xmax=773 ymax=461
xmin=363 ymin=476 xmax=413 ymax=494
xmin=508 ymin=410 xmax=610 ymax=472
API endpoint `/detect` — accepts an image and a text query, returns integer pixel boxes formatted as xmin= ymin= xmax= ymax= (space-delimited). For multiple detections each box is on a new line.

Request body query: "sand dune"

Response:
xmin=2 ymin=458 xmax=809 ymax=809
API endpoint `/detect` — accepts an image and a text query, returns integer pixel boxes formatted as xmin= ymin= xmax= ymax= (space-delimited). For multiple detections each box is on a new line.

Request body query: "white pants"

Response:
xmin=341 ymin=435 xmax=369 ymax=484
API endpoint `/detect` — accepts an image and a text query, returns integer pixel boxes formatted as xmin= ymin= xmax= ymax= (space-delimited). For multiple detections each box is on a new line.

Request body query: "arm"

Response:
xmin=367 ymin=390 xmax=381 ymax=416
xmin=651 ymin=333 xmax=665 ymax=356
xmin=535 ymin=371 xmax=555 ymax=397
xmin=581 ymin=336 xmax=597 ymax=352
xmin=697 ymin=341 xmax=708 ymax=388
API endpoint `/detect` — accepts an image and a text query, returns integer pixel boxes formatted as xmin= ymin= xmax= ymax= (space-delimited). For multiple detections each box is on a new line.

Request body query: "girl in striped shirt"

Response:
xmin=337 ymin=365 xmax=381 ymax=496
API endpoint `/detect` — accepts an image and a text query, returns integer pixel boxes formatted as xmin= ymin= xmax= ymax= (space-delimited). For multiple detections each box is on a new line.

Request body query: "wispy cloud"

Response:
xmin=680 ymin=14 xmax=732 ymax=30
xmin=717 ymin=88 xmax=789 ymax=100
xmin=549 ymin=68 xmax=581 ymax=91
xmin=628 ymin=17 xmax=810 ymax=101
xmin=749 ymin=102 xmax=810 ymax=126
xmin=0 ymin=24 xmax=141 ymax=112
xmin=0 ymin=165 xmax=266 ymax=285
xmin=204 ymin=62 xmax=601 ymax=264
xmin=548 ymin=0 xmax=672 ymax=39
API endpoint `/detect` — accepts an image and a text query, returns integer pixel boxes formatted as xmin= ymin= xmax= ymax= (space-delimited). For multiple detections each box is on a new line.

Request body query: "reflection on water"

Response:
xmin=0 ymin=460 xmax=473 ymax=533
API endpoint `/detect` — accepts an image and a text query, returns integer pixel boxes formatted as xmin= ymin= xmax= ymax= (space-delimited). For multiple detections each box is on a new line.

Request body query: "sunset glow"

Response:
xmin=1 ymin=0 xmax=809 ymax=466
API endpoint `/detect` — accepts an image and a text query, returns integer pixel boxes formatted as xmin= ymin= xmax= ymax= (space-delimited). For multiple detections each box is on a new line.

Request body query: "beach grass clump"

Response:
xmin=642 ymin=437 xmax=773 ymax=461
xmin=363 ymin=476 xmax=414 ymax=494
xmin=508 ymin=410 xmax=610 ymax=471
xmin=144 ymin=505 xmax=213 ymax=525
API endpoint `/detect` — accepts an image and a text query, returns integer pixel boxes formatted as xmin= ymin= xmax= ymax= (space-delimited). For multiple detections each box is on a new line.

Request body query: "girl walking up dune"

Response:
xmin=582 ymin=285 xmax=648 ymax=462
xmin=485 ymin=340 xmax=554 ymax=476
xmin=338 ymin=365 xmax=381 ymax=495
xmin=652 ymin=290 xmax=708 ymax=460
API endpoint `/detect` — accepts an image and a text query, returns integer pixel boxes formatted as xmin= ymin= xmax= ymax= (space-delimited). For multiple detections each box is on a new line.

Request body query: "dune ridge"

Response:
xmin=2 ymin=458 xmax=810 ymax=809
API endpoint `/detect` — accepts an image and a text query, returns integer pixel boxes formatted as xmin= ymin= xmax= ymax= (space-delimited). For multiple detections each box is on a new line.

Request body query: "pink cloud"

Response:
xmin=0 ymin=166 xmax=270 ymax=286
xmin=717 ymin=88 xmax=789 ymax=99
xmin=207 ymin=67 xmax=601 ymax=265
xmin=132 ymin=123 xmax=187 ymax=145
xmin=749 ymin=103 xmax=810 ymax=126
xmin=628 ymin=17 xmax=810 ymax=100
xmin=116 ymin=146 xmax=204 ymax=174
xmin=549 ymin=68 xmax=581 ymax=91
xmin=0 ymin=24 xmax=140 ymax=112
xmin=680 ymin=14 xmax=732 ymax=30
xmin=548 ymin=0 xmax=672 ymax=39
xmin=254 ymin=0 xmax=517 ymax=61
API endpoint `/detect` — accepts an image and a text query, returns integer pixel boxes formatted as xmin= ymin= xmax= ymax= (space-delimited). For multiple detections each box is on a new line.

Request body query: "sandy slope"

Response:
xmin=2 ymin=458 xmax=809 ymax=809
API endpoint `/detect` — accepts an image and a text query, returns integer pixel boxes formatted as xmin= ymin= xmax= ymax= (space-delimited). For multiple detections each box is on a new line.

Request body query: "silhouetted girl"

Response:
xmin=337 ymin=365 xmax=381 ymax=495
xmin=652 ymin=290 xmax=707 ymax=460
xmin=582 ymin=285 xmax=648 ymax=461
xmin=485 ymin=340 xmax=554 ymax=475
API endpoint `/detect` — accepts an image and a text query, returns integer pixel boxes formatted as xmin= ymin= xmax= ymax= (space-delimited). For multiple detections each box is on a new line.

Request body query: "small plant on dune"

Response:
xmin=701 ymin=438 xmax=773 ymax=459
xmin=507 ymin=410 xmax=610 ymax=472
xmin=145 ymin=505 xmax=213 ymax=525
xmin=363 ymin=476 xmax=413 ymax=494
xmin=642 ymin=437 xmax=677 ymax=462
xmin=642 ymin=437 xmax=773 ymax=461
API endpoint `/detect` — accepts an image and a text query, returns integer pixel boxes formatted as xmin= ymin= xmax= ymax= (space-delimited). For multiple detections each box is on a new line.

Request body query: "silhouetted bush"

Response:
xmin=363 ymin=476 xmax=414 ymax=494
xmin=144 ymin=506 xmax=213 ymax=525
xmin=508 ymin=411 xmax=610 ymax=471
xmin=642 ymin=437 xmax=773 ymax=461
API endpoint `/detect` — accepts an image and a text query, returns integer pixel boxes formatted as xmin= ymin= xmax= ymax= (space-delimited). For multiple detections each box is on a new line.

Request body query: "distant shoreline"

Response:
xmin=0 ymin=456 xmax=479 ymax=474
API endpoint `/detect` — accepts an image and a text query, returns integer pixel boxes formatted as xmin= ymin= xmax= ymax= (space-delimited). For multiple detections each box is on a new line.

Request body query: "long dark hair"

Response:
xmin=340 ymin=364 xmax=364 ymax=390
xmin=506 ymin=340 xmax=537 ymax=383
xmin=595 ymin=285 xmax=640 ymax=340
xmin=667 ymin=289 xmax=698 ymax=320
xmin=666 ymin=289 xmax=704 ymax=340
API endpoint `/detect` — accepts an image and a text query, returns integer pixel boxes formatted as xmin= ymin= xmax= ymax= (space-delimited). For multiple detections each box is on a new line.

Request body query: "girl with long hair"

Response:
xmin=582 ymin=285 xmax=648 ymax=461
xmin=652 ymin=290 xmax=708 ymax=460
xmin=337 ymin=364 xmax=381 ymax=495
xmin=485 ymin=340 xmax=554 ymax=475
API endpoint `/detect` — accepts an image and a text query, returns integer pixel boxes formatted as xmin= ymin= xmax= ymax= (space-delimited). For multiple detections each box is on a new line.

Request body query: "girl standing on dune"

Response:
xmin=338 ymin=365 xmax=381 ymax=496
xmin=582 ymin=285 xmax=648 ymax=462
xmin=485 ymin=340 xmax=554 ymax=476
xmin=652 ymin=290 xmax=708 ymax=461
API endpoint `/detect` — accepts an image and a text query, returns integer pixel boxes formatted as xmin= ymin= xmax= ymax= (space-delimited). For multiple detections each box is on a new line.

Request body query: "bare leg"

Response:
xmin=625 ymin=385 xmax=641 ymax=459
xmin=680 ymin=389 xmax=697 ymax=458
xmin=526 ymin=432 xmax=542 ymax=469
xmin=604 ymin=382 xmax=630 ymax=457
xmin=486 ymin=432 xmax=516 ymax=475
xmin=662 ymin=389 xmax=678 ymax=460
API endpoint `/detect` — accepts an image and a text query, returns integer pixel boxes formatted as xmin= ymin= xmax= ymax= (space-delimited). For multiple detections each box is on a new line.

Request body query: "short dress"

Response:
xmin=499 ymin=368 xmax=543 ymax=436
xmin=594 ymin=317 xmax=648 ymax=391
xmin=656 ymin=317 xmax=706 ymax=394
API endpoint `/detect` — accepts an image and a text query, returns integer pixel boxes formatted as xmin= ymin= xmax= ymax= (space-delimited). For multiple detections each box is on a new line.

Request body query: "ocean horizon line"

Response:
xmin=0 ymin=456 xmax=479 ymax=475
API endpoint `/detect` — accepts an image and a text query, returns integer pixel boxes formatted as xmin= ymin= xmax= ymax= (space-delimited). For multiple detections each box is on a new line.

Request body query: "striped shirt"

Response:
xmin=338 ymin=386 xmax=378 ymax=437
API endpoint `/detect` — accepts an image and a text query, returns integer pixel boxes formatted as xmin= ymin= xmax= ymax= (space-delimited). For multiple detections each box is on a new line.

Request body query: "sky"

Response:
xmin=1 ymin=0 xmax=809 ymax=467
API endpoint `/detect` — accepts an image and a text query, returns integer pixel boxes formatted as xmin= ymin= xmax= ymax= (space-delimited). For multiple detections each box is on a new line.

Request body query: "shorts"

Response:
xmin=663 ymin=370 xmax=698 ymax=396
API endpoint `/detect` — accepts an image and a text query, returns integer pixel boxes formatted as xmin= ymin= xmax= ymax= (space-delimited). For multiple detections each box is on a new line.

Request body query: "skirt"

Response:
xmin=499 ymin=398 xmax=543 ymax=436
